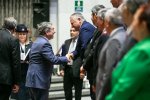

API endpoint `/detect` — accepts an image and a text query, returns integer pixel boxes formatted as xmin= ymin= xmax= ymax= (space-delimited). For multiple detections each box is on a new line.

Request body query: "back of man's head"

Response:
xmin=3 ymin=17 xmax=17 ymax=30
xmin=91 ymin=4 xmax=105 ymax=15
xmin=105 ymin=8 xmax=123 ymax=26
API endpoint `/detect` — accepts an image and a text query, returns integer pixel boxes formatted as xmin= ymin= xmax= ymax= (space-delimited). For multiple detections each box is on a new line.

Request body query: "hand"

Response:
xmin=80 ymin=66 xmax=85 ymax=79
xmin=59 ymin=70 xmax=64 ymax=77
xmin=65 ymin=53 xmax=72 ymax=61
xmin=80 ymin=66 xmax=85 ymax=73
xmin=12 ymin=84 xmax=19 ymax=93
xmin=69 ymin=53 xmax=74 ymax=59
xmin=80 ymin=73 xmax=85 ymax=79
xmin=92 ymin=85 xmax=96 ymax=93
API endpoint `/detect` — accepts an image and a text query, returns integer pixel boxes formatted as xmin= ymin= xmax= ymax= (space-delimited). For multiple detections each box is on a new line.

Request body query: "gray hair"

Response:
xmin=97 ymin=8 xmax=110 ymax=21
xmin=91 ymin=4 xmax=105 ymax=15
xmin=3 ymin=17 xmax=17 ymax=30
xmin=37 ymin=22 xmax=53 ymax=35
xmin=124 ymin=0 xmax=148 ymax=14
xmin=70 ymin=12 xmax=85 ymax=21
xmin=105 ymin=8 xmax=123 ymax=26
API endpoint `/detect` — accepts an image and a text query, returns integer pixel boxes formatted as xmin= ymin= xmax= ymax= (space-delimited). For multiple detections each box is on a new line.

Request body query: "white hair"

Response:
xmin=3 ymin=17 xmax=17 ymax=30
xmin=97 ymin=8 xmax=110 ymax=21
xmin=70 ymin=12 xmax=85 ymax=21
xmin=91 ymin=4 xmax=105 ymax=15
xmin=37 ymin=22 xmax=53 ymax=35
xmin=105 ymin=8 xmax=123 ymax=26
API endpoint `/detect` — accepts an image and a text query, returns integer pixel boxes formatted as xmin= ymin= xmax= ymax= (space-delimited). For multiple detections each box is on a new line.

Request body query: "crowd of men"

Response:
xmin=59 ymin=0 xmax=150 ymax=100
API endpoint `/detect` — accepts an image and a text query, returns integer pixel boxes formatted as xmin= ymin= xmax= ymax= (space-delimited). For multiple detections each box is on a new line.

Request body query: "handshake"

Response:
xmin=65 ymin=53 xmax=74 ymax=62
xmin=65 ymin=53 xmax=86 ymax=79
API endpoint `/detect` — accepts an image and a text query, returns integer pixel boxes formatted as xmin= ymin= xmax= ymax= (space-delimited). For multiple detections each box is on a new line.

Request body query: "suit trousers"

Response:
xmin=28 ymin=87 xmax=49 ymax=100
xmin=64 ymin=67 xmax=83 ymax=100
xmin=0 ymin=84 xmax=11 ymax=100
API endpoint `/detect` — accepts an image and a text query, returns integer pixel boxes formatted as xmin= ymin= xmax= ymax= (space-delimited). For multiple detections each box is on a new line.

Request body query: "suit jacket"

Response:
xmin=72 ymin=21 xmax=95 ymax=59
xmin=106 ymin=37 xmax=150 ymax=100
xmin=99 ymin=33 xmax=137 ymax=100
xmin=61 ymin=38 xmax=82 ymax=78
xmin=96 ymin=27 xmax=126 ymax=100
xmin=92 ymin=33 xmax=109 ymax=85
xmin=0 ymin=28 xmax=21 ymax=85
xmin=25 ymin=36 xmax=68 ymax=89
xmin=82 ymin=28 xmax=100 ymax=71
xmin=60 ymin=38 xmax=72 ymax=70
xmin=72 ymin=21 xmax=95 ymax=77
xmin=20 ymin=41 xmax=32 ymax=82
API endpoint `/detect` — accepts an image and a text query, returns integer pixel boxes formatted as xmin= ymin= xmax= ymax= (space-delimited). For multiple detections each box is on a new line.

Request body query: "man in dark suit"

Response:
xmin=79 ymin=5 xmax=106 ymax=100
xmin=69 ymin=12 xmax=95 ymax=79
xmin=0 ymin=17 xmax=21 ymax=100
xmin=60 ymin=27 xmax=82 ymax=100
xmin=25 ymin=22 xmax=70 ymax=100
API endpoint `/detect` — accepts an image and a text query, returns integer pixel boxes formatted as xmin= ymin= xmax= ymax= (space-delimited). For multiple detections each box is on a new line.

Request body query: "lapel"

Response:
xmin=25 ymin=43 xmax=31 ymax=54
xmin=65 ymin=39 xmax=72 ymax=53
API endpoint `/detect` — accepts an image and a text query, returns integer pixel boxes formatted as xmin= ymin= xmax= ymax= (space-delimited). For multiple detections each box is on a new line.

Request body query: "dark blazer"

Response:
xmin=26 ymin=36 xmax=68 ymax=89
xmin=82 ymin=29 xmax=102 ymax=80
xmin=61 ymin=38 xmax=83 ymax=100
xmin=0 ymin=28 xmax=21 ymax=85
xmin=72 ymin=21 xmax=95 ymax=77
xmin=72 ymin=21 xmax=95 ymax=59
xmin=20 ymin=41 xmax=32 ymax=82
xmin=82 ymin=28 xmax=100 ymax=71
xmin=61 ymin=39 xmax=72 ymax=60
xmin=60 ymin=38 xmax=72 ymax=69
xmin=92 ymin=33 xmax=109 ymax=84
xmin=61 ymin=38 xmax=82 ymax=78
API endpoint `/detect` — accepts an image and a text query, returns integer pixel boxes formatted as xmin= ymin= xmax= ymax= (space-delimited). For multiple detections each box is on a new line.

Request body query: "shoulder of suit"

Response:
xmin=81 ymin=21 xmax=95 ymax=30
xmin=65 ymin=38 xmax=72 ymax=42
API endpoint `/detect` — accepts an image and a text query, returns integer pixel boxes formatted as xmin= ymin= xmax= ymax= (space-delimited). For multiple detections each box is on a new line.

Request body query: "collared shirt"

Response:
xmin=20 ymin=43 xmax=26 ymax=60
xmin=68 ymin=38 xmax=78 ymax=65
xmin=68 ymin=38 xmax=78 ymax=53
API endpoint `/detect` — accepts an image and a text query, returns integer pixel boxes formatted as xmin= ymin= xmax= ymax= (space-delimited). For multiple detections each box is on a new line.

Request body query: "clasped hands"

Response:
xmin=65 ymin=53 xmax=86 ymax=79
xmin=65 ymin=53 xmax=74 ymax=62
